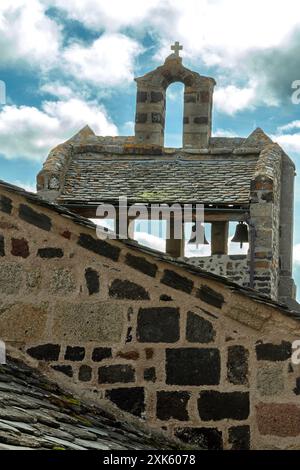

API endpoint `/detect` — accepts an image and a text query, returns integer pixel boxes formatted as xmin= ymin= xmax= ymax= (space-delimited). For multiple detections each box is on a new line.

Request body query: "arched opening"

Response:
xmin=164 ymin=82 xmax=184 ymax=148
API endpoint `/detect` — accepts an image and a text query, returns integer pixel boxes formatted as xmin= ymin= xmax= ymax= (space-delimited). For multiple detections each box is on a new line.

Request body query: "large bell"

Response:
xmin=188 ymin=222 xmax=209 ymax=245
xmin=232 ymin=221 xmax=249 ymax=248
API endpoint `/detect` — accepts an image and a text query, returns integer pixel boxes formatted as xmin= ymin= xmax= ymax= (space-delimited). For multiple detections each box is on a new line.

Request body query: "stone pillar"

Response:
xmin=183 ymin=79 xmax=215 ymax=149
xmin=211 ymin=222 xmax=229 ymax=255
xmin=278 ymin=154 xmax=298 ymax=309
xmin=134 ymin=86 xmax=166 ymax=146
xmin=166 ymin=217 xmax=184 ymax=258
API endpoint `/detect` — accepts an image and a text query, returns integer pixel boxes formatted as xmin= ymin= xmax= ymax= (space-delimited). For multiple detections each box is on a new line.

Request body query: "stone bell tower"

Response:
xmin=134 ymin=42 xmax=215 ymax=148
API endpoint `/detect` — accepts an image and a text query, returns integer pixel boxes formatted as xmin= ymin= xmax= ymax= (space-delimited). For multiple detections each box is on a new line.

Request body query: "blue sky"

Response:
xmin=0 ymin=0 xmax=300 ymax=296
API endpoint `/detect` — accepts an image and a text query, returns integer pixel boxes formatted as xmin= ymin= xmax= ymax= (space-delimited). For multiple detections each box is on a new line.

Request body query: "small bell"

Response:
xmin=188 ymin=222 xmax=209 ymax=245
xmin=232 ymin=221 xmax=249 ymax=248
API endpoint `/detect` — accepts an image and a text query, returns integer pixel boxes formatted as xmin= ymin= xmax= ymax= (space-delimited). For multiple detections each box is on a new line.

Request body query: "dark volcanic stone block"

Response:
xmin=166 ymin=348 xmax=220 ymax=385
xmin=256 ymin=341 xmax=292 ymax=361
xmin=19 ymin=204 xmax=51 ymax=231
xmin=0 ymin=195 xmax=12 ymax=214
xmin=186 ymin=311 xmax=216 ymax=343
xmin=78 ymin=233 xmax=120 ymax=261
xmin=27 ymin=344 xmax=60 ymax=361
xmin=109 ymin=279 xmax=150 ymax=300
xmin=125 ymin=253 xmax=157 ymax=277
xmin=137 ymin=91 xmax=148 ymax=103
xmin=151 ymin=112 xmax=163 ymax=124
xmin=196 ymin=285 xmax=224 ymax=308
xmin=85 ymin=267 xmax=100 ymax=295
xmin=198 ymin=391 xmax=249 ymax=421
xmin=227 ymin=345 xmax=249 ymax=385
xmin=194 ymin=116 xmax=209 ymax=125
xmin=92 ymin=347 xmax=112 ymax=362
xmin=0 ymin=235 xmax=4 ymax=257
xmin=161 ymin=269 xmax=193 ymax=294
xmin=175 ymin=427 xmax=223 ymax=450
xmin=37 ymin=247 xmax=64 ymax=258
xmin=150 ymin=91 xmax=164 ymax=102
xmin=228 ymin=425 xmax=250 ymax=450
xmin=64 ymin=346 xmax=85 ymax=361
xmin=11 ymin=238 xmax=29 ymax=258
xmin=135 ymin=112 xmax=147 ymax=124
xmin=157 ymin=391 xmax=190 ymax=421
xmin=79 ymin=365 xmax=92 ymax=382
xmin=106 ymin=387 xmax=145 ymax=417
xmin=137 ymin=307 xmax=180 ymax=343
xmin=144 ymin=367 xmax=156 ymax=382
xmin=99 ymin=365 xmax=135 ymax=384
xmin=51 ymin=364 xmax=73 ymax=378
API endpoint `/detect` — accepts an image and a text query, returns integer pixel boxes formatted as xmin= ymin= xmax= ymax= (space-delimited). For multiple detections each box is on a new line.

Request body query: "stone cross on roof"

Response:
xmin=171 ymin=41 xmax=183 ymax=57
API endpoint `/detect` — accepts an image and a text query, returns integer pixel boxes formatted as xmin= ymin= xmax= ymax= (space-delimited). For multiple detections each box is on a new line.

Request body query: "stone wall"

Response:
xmin=184 ymin=255 xmax=249 ymax=288
xmin=1 ymin=183 xmax=300 ymax=450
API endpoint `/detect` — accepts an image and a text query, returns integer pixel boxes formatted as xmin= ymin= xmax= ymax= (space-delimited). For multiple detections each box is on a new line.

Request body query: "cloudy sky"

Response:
xmin=1 ymin=0 xmax=300 ymax=296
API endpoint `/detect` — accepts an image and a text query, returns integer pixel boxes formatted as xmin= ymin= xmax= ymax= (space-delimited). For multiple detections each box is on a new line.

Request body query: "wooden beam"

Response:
xmin=211 ymin=221 xmax=229 ymax=255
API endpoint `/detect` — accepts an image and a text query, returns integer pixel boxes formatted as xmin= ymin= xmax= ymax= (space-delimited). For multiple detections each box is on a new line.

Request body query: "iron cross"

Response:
xmin=171 ymin=41 xmax=183 ymax=57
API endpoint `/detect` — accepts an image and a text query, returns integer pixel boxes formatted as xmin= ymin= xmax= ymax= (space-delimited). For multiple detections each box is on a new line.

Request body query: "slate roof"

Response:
xmin=0 ymin=355 xmax=185 ymax=450
xmin=58 ymin=153 xmax=259 ymax=205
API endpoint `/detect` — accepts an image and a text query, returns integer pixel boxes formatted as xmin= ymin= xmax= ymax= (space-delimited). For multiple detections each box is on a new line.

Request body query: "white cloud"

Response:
xmin=278 ymin=121 xmax=300 ymax=133
xmin=272 ymin=133 xmax=300 ymax=154
xmin=294 ymin=244 xmax=300 ymax=266
xmin=0 ymin=98 xmax=117 ymax=161
xmin=63 ymin=33 xmax=142 ymax=86
xmin=0 ymin=0 xmax=61 ymax=67
xmin=11 ymin=180 xmax=36 ymax=193
xmin=40 ymin=82 xmax=74 ymax=100
xmin=214 ymin=84 xmax=256 ymax=114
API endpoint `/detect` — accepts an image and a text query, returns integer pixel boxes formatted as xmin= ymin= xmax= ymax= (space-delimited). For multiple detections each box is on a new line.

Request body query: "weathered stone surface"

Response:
xmin=196 ymin=285 xmax=224 ymax=308
xmin=160 ymin=294 xmax=173 ymax=301
xmin=156 ymin=391 xmax=189 ymax=421
xmin=144 ymin=367 xmax=156 ymax=382
xmin=150 ymin=91 xmax=164 ymax=103
xmin=198 ymin=391 xmax=249 ymax=421
xmin=109 ymin=279 xmax=150 ymax=300
xmin=98 ymin=365 xmax=135 ymax=384
xmin=257 ymin=363 xmax=284 ymax=396
xmin=145 ymin=348 xmax=154 ymax=359
xmin=19 ymin=204 xmax=51 ymax=231
xmin=77 ymin=233 xmax=120 ymax=261
xmin=137 ymin=307 xmax=180 ymax=343
xmin=105 ymin=388 xmax=145 ymax=417
xmin=166 ymin=348 xmax=220 ymax=386
xmin=175 ymin=427 xmax=222 ymax=450
xmin=125 ymin=253 xmax=157 ymax=277
xmin=11 ymin=238 xmax=29 ymax=258
xmin=65 ymin=346 xmax=85 ymax=362
xmin=161 ymin=269 xmax=193 ymax=294
xmin=135 ymin=113 xmax=147 ymax=124
xmin=92 ymin=347 xmax=112 ymax=362
xmin=25 ymin=268 xmax=41 ymax=290
xmin=85 ymin=268 xmax=99 ymax=295
xmin=294 ymin=377 xmax=300 ymax=395
xmin=0 ymin=303 xmax=47 ymax=342
xmin=51 ymin=365 xmax=73 ymax=377
xmin=50 ymin=268 xmax=76 ymax=294
xmin=186 ymin=311 xmax=216 ymax=343
xmin=0 ymin=235 xmax=4 ymax=257
xmin=194 ymin=116 xmax=208 ymax=125
xmin=52 ymin=302 xmax=125 ymax=342
xmin=228 ymin=425 xmax=250 ymax=450
xmin=79 ymin=365 xmax=92 ymax=382
xmin=227 ymin=345 xmax=249 ymax=385
xmin=37 ymin=248 xmax=63 ymax=259
xmin=0 ymin=195 xmax=12 ymax=214
xmin=256 ymin=341 xmax=292 ymax=361
xmin=27 ymin=344 xmax=60 ymax=361
xmin=256 ymin=403 xmax=300 ymax=437
xmin=226 ymin=305 xmax=270 ymax=330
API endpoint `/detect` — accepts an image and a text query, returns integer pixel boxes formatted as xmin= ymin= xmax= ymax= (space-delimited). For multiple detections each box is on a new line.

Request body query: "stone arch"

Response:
xmin=134 ymin=55 xmax=216 ymax=149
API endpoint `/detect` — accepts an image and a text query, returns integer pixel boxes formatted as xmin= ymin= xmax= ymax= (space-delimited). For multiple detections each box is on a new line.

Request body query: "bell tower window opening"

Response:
xmin=164 ymin=82 xmax=184 ymax=148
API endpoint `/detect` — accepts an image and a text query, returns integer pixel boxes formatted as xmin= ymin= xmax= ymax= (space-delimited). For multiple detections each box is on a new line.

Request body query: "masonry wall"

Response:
xmin=184 ymin=255 xmax=249 ymax=288
xmin=1 ymin=185 xmax=300 ymax=450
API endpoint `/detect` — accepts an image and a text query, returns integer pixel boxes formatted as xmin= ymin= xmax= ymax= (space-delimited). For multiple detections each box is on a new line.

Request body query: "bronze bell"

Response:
xmin=232 ymin=221 xmax=249 ymax=248
xmin=188 ymin=222 xmax=209 ymax=245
